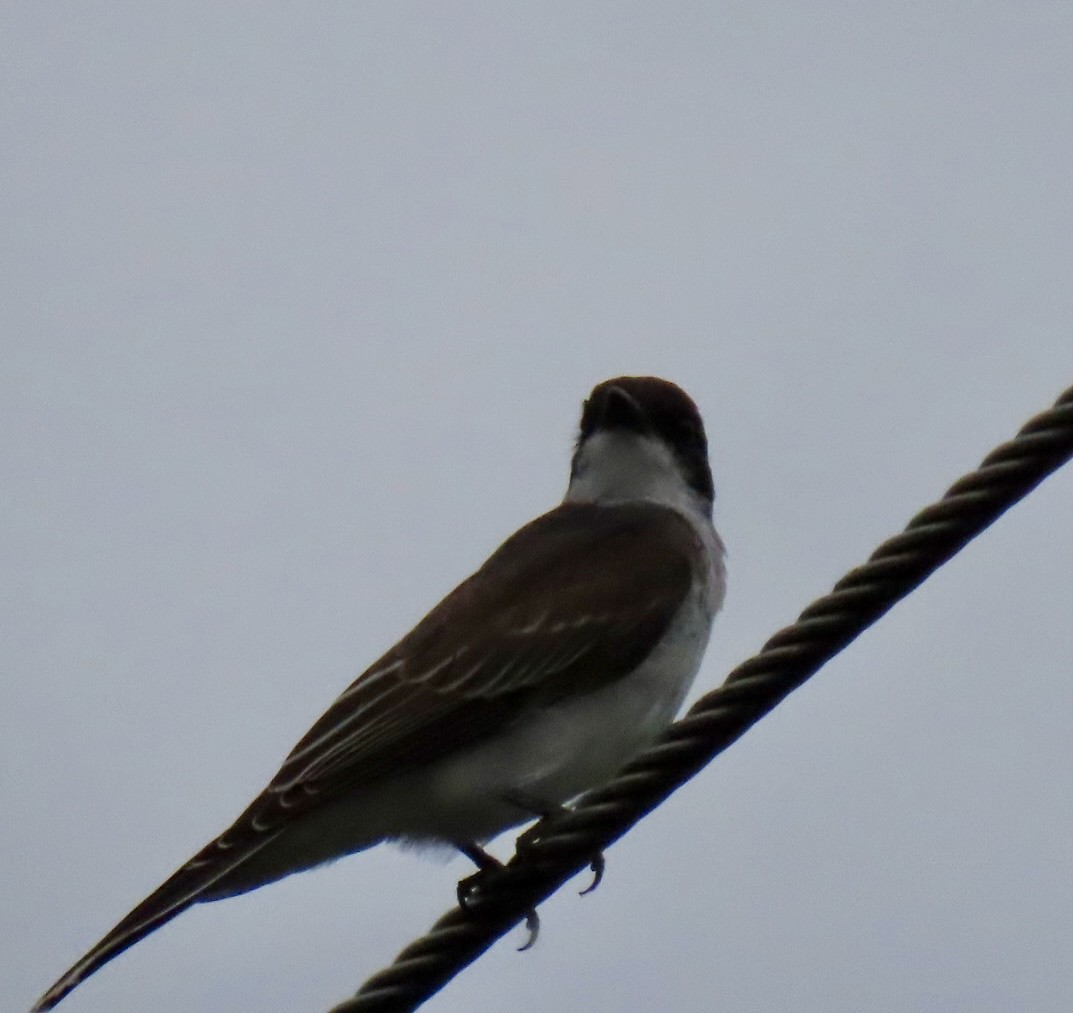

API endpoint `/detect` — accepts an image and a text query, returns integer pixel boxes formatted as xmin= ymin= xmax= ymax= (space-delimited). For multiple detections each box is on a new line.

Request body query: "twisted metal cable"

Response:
xmin=331 ymin=384 xmax=1073 ymax=1013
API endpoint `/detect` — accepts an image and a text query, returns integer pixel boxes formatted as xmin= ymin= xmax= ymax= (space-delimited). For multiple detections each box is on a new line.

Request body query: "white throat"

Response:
xmin=564 ymin=430 xmax=709 ymax=522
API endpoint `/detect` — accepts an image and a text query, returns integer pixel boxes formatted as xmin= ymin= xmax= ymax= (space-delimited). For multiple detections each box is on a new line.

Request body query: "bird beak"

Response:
xmin=596 ymin=385 xmax=651 ymax=434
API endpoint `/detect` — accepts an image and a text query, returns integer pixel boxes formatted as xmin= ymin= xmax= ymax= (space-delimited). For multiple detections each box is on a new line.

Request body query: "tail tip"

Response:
xmin=30 ymin=977 xmax=74 ymax=1012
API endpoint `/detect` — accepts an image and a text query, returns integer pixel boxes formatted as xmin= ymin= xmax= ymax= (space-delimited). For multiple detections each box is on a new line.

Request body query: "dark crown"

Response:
xmin=576 ymin=376 xmax=714 ymax=505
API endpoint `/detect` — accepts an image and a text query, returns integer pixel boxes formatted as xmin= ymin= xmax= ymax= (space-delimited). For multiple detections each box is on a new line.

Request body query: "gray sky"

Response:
xmin=3 ymin=3 xmax=1071 ymax=1011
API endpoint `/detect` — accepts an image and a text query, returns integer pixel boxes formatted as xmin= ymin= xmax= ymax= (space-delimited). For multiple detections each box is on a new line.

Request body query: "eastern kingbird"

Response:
xmin=33 ymin=375 xmax=726 ymax=1011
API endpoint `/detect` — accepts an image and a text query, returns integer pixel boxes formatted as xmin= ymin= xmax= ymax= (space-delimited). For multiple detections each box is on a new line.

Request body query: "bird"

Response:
xmin=32 ymin=375 xmax=726 ymax=1011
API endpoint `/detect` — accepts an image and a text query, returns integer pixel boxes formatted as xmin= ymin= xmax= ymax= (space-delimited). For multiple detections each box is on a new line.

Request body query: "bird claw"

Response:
xmin=453 ymin=802 xmax=604 ymax=954
xmin=579 ymin=851 xmax=605 ymax=896
xmin=514 ymin=820 xmax=606 ymax=897
xmin=517 ymin=908 xmax=540 ymax=951
xmin=455 ymin=842 xmax=541 ymax=950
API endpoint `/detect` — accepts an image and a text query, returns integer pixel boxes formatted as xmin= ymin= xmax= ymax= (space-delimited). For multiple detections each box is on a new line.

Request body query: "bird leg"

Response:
xmin=454 ymin=841 xmax=540 ymax=951
xmin=505 ymin=792 xmax=606 ymax=897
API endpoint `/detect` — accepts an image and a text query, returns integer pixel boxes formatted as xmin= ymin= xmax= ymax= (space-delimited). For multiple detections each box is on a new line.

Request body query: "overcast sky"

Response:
xmin=3 ymin=4 xmax=1071 ymax=1012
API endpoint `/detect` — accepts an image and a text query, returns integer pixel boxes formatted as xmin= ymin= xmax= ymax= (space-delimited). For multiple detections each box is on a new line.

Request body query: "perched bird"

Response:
xmin=33 ymin=375 xmax=726 ymax=1011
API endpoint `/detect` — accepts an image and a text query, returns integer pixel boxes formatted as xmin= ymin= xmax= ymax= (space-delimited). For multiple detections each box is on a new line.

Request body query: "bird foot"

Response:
xmin=513 ymin=810 xmax=606 ymax=897
xmin=454 ymin=841 xmax=541 ymax=950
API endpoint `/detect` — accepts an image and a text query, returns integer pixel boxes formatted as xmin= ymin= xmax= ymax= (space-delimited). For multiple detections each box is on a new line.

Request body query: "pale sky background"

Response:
xmin=3 ymin=4 xmax=1071 ymax=1012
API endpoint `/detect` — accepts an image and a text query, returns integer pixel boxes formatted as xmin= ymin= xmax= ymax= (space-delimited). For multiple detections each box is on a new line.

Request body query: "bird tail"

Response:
xmin=30 ymin=831 xmax=279 ymax=1011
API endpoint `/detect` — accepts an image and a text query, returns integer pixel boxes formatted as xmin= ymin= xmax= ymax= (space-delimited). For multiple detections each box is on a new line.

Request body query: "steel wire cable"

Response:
xmin=330 ymin=382 xmax=1073 ymax=1013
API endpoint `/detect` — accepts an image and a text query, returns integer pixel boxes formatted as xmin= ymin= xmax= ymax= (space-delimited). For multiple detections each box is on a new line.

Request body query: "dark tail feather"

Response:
xmin=31 ymin=832 xmax=278 ymax=1011
xmin=30 ymin=875 xmax=200 ymax=1011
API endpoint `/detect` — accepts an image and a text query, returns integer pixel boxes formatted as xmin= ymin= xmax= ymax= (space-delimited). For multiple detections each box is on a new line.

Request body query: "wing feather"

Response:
xmin=246 ymin=502 xmax=699 ymax=839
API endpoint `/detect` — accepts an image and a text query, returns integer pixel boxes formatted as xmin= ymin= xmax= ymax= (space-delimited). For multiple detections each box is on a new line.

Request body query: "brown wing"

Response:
xmin=245 ymin=500 xmax=701 ymax=825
